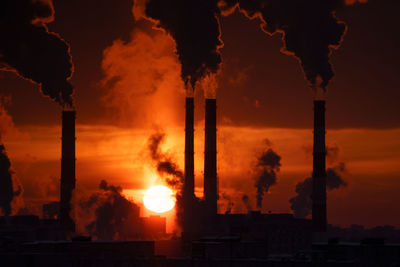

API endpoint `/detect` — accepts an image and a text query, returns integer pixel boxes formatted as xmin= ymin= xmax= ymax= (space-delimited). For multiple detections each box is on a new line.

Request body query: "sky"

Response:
xmin=1 ymin=0 xmax=400 ymax=231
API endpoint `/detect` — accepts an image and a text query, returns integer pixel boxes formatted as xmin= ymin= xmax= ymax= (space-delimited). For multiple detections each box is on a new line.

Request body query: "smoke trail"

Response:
xmin=219 ymin=0 xmax=364 ymax=90
xmin=221 ymin=192 xmax=234 ymax=214
xmin=254 ymin=144 xmax=281 ymax=209
xmin=80 ymin=180 xmax=140 ymax=240
xmin=140 ymin=0 xmax=223 ymax=90
xmin=147 ymin=131 xmax=184 ymax=188
xmin=0 ymin=0 xmax=74 ymax=106
xmin=242 ymin=194 xmax=252 ymax=212
xmin=290 ymin=163 xmax=347 ymax=218
xmin=147 ymin=131 xmax=185 ymax=226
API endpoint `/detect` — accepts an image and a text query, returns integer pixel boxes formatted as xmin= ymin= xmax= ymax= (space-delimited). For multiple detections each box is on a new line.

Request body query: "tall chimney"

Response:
xmin=312 ymin=100 xmax=327 ymax=238
xmin=204 ymin=98 xmax=217 ymax=219
xmin=183 ymin=97 xmax=194 ymax=235
xmin=60 ymin=110 xmax=76 ymax=232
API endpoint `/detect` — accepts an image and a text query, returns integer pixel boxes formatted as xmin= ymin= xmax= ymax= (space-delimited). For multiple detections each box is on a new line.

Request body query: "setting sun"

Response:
xmin=143 ymin=185 xmax=176 ymax=213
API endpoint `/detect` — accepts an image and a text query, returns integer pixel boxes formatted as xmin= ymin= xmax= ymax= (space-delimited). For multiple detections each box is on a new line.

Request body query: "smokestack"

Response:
xmin=60 ymin=110 xmax=76 ymax=232
xmin=312 ymin=100 xmax=327 ymax=239
xmin=183 ymin=97 xmax=194 ymax=234
xmin=204 ymin=98 xmax=217 ymax=219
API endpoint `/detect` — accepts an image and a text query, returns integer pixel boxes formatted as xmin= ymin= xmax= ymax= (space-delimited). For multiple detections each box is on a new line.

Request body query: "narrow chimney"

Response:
xmin=312 ymin=100 xmax=327 ymax=238
xmin=204 ymin=98 xmax=217 ymax=218
xmin=183 ymin=97 xmax=194 ymax=235
xmin=60 ymin=110 xmax=76 ymax=232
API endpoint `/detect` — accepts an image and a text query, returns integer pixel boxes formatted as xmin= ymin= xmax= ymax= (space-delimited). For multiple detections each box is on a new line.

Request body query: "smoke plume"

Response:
xmin=219 ymin=0 xmax=361 ymax=90
xmin=254 ymin=143 xmax=281 ymax=209
xmin=79 ymin=180 xmax=140 ymax=240
xmin=147 ymin=131 xmax=185 ymax=226
xmin=242 ymin=194 xmax=252 ymax=212
xmin=101 ymin=29 xmax=185 ymax=127
xmin=221 ymin=192 xmax=234 ymax=214
xmin=0 ymin=0 xmax=74 ymax=106
xmin=0 ymin=98 xmax=23 ymax=216
xmin=140 ymin=0 xmax=223 ymax=89
xmin=290 ymin=163 xmax=348 ymax=218
xmin=147 ymin=131 xmax=184 ymax=188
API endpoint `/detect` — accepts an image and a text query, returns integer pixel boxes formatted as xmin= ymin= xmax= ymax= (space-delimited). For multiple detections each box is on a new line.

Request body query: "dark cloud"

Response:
xmin=0 ymin=0 xmax=74 ymax=106
xmin=220 ymin=0 xmax=352 ymax=90
xmin=144 ymin=0 xmax=222 ymax=89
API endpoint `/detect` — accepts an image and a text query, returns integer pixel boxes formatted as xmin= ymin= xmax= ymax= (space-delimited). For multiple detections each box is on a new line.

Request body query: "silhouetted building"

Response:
xmin=0 ymin=215 xmax=66 ymax=243
xmin=204 ymin=98 xmax=217 ymax=227
xmin=1 ymin=240 xmax=155 ymax=267
xmin=60 ymin=110 xmax=76 ymax=233
xmin=42 ymin=202 xmax=59 ymax=220
xmin=312 ymin=100 xmax=327 ymax=240
xmin=312 ymin=239 xmax=400 ymax=266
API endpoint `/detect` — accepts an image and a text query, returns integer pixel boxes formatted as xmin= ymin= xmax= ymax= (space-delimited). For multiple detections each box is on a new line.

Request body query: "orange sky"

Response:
xmin=3 ymin=122 xmax=400 ymax=229
xmin=1 ymin=0 xmax=400 ymax=233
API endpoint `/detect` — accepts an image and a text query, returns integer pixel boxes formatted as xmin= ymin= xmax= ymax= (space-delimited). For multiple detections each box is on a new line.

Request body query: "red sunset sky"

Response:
xmin=0 ymin=0 xmax=399 ymax=232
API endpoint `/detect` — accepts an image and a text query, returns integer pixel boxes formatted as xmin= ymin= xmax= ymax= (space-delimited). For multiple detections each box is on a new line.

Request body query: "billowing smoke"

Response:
xmin=254 ymin=143 xmax=281 ymax=209
xmin=101 ymin=29 xmax=185 ymax=127
xmin=79 ymin=180 xmax=140 ymax=240
xmin=219 ymin=0 xmax=363 ymax=90
xmin=0 ymin=98 xmax=23 ymax=216
xmin=290 ymin=163 xmax=347 ymax=218
xmin=140 ymin=0 xmax=223 ymax=89
xmin=0 ymin=0 xmax=74 ymax=106
xmin=148 ymin=131 xmax=184 ymax=188
xmin=147 ymin=131 xmax=184 ymax=226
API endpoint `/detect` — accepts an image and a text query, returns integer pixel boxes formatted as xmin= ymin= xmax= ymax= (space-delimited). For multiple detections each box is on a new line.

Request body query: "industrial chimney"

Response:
xmin=204 ymin=98 xmax=217 ymax=221
xmin=312 ymin=100 xmax=327 ymax=240
xmin=60 ymin=110 xmax=76 ymax=232
xmin=183 ymin=97 xmax=195 ymax=235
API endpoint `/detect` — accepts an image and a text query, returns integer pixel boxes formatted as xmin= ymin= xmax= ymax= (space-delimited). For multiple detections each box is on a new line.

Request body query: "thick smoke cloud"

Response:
xmin=254 ymin=144 xmax=281 ymax=209
xmin=0 ymin=0 xmax=74 ymax=106
xmin=220 ymin=0 xmax=355 ymax=90
xmin=290 ymin=163 xmax=348 ymax=218
xmin=79 ymin=180 xmax=140 ymax=240
xmin=143 ymin=0 xmax=223 ymax=89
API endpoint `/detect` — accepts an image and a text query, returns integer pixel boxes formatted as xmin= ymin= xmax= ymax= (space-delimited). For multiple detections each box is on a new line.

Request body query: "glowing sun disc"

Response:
xmin=143 ymin=185 xmax=175 ymax=213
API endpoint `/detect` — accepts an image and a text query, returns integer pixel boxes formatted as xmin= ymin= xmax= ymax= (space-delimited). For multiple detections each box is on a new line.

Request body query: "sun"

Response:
xmin=143 ymin=185 xmax=176 ymax=213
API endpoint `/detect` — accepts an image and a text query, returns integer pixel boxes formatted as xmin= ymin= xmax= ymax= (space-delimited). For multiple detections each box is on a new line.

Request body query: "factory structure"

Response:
xmin=1 ymin=99 xmax=400 ymax=266
xmin=180 ymin=97 xmax=327 ymax=252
